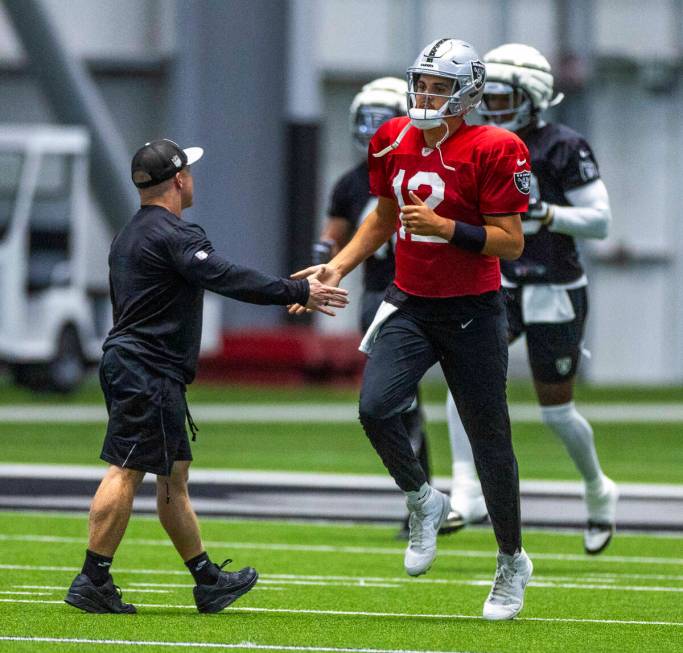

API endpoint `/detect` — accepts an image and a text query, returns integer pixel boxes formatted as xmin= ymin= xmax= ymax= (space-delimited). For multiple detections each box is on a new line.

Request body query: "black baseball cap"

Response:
xmin=131 ymin=139 xmax=204 ymax=188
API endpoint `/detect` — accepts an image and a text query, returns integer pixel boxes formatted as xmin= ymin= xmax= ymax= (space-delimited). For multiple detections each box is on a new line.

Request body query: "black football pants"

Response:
xmin=361 ymin=290 xmax=431 ymax=484
xmin=358 ymin=309 xmax=521 ymax=554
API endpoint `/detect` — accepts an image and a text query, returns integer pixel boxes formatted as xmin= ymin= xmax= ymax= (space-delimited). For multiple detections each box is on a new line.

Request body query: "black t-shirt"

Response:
xmin=501 ymin=122 xmax=601 ymax=285
xmin=328 ymin=161 xmax=395 ymax=292
xmin=104 ymin=205 xmax=309 ymax=384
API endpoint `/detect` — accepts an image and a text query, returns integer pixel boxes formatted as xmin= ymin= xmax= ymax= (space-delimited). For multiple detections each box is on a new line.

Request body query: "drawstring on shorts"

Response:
xmin=186 ymin=405 xmax=199 ymax=442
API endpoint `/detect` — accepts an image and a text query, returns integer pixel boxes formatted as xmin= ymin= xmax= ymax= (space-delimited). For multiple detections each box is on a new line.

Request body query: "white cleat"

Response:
xmin=584 ymin=476 xmax=619 ymax=555
xmin=483 ymin=548 xmax=533 ymax=621
xmin=404 ymin=487 xmax=450 ymax=576
xmin=440 ymin=484 xmax=488 ymax=535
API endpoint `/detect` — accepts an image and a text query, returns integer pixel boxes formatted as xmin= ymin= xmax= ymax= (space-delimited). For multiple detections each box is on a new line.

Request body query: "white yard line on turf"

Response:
xmin=123 ymin=578 xmax=683 ymax=593
xmin=1 ymin=535 xmax=682 ymax=566
xmin=14 ymin=585 xmax=171 ymax=594
xmin=6 ymin=574 xmax=681 ymax=593
xmin=0 ymin=600 xmax=681 ymax=627
xmin=125 ymin=578 xmax=683 ymax=593
xmin=0 ymin=637 xmax=475 ymax=653
xmin=2 ymin=402 xmax=683 ymax=423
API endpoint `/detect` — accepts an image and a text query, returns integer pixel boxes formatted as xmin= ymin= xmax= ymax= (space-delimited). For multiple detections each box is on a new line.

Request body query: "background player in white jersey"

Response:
xmin=311 ymin=77 xmax=433 ymax=539
xmin=445 ymin=43 xmax=618 ymax=555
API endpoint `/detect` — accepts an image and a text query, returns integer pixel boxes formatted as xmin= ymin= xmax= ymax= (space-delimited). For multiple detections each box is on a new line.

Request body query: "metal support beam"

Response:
xmin=4 ymin=0 xmax=137 ymax=229
xmin=554 ymin=0 xmax=595 ymax=134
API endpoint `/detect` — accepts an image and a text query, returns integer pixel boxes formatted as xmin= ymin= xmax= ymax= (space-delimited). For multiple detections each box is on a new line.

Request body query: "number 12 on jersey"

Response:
xmin=392 ymin=169 xmax=449 ymax=244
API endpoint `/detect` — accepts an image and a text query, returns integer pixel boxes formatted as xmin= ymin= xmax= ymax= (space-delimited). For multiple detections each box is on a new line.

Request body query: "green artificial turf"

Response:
xmin=2 ymin=420 xmax=681 ymax=484
xmin=0 ymin=373 xmax=681 ymax=405
xmin=0 ymin=512 xmax=680 ymax=653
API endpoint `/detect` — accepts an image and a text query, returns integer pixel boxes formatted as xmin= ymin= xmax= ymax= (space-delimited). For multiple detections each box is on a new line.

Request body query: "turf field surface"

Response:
xmin=0 ymin=512 xmax=680 ymax=653
xmin=1 ymin=420 xmax=680 ymax=484
xmin=1 ymin=375 xmax=682 ymax=405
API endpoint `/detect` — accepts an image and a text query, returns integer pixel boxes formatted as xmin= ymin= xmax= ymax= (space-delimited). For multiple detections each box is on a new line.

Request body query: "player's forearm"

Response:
xmin=482 ymin=225 xmax=524 ymax=260
xmin=550 ymin=205 xmax=611 ymax=239
xmin=329 ymin=211 xmax=394 ymax=277
xmin=549 ymin=179 xmax=612 ymax=240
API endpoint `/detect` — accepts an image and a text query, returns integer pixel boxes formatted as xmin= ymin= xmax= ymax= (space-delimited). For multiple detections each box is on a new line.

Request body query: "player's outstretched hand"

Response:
xmin=288 ymin=265 xmax=347 ymax=316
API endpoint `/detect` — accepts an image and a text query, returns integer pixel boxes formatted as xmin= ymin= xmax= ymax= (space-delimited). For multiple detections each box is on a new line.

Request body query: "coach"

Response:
xmin=65 ymin=139 xmax=347 ymax=614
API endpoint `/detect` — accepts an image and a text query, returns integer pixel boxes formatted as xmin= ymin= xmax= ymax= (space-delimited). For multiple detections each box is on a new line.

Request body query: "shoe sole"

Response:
xmin=405 ymin=493 xmax=452 ymax=577
xmin=196 ymin=571 xmax=259 ymax=614
xmin=483 ymin=598 xmax=524 ymax=621
xmin=482 ymin=557 xmax=533 ymax=621
xmin=585 ymin=529 xmax=615 ymax=556
xmin=64 ymin=591 xmax=136 ymax=614
xmin=439 ymin=513 xmax=488 ymax=536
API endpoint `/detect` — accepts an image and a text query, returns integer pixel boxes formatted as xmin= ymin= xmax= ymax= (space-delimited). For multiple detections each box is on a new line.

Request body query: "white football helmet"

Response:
xmin=350 ymin=77 xmax=407 ymax=151
xmin=406 ymin=38 xmax=486 ymax=130
xmin=478 ymin=43 xmax=564 ymax=131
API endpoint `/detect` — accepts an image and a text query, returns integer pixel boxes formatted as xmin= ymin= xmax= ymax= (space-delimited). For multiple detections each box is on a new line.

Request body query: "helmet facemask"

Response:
xmin=352 ymin=104 xmax=401 ymax=152
xmin=349 ymin=76 xmax=407 ymax=153
xmin=407 ymin=69 xmax=484 ymax=130
xmin=479 ymin=81 xmax=534 ymax=132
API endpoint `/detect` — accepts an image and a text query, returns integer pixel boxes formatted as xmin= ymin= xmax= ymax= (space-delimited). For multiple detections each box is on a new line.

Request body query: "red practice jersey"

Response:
xmin=368 ymin=117 xmax=531 ymax=298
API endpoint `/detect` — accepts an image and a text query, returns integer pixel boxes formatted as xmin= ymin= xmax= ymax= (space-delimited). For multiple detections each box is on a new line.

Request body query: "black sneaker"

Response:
xmin=64 ymin=574 xmax=136 ymax=614
xmin=193 ymin=559 xmax=258 ymax=613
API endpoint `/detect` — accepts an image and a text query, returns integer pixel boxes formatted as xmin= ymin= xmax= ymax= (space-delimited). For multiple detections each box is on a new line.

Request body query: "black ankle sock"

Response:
xmin=185 ymin=551 xmax=220 ymax=586
xmin=82 ymin=549 xmax=113 ymax=586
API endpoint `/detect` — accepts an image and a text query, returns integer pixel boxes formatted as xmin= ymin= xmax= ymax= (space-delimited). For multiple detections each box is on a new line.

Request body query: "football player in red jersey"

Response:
xmin=293 ymin=38 xmax=532 ymax=620
xmin=446 ymin=43 xmax=618 ymax=555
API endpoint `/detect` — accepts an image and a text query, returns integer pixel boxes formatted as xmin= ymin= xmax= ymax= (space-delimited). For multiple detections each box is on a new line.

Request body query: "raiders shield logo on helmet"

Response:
xmin=555 ymin=356 xmax=573 ymax=376
xmin=471 ymin=61 xmax=486 ymax=90
xmin=514 ymin=170 xmax=531 ymax=194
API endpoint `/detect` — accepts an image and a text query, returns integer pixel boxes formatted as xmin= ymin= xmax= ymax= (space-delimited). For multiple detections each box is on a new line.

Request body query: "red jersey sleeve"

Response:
xmin=367 ymin=119 xmax=399 ymax=199
xmin=478 ymin=130 xmax=531 ymax=215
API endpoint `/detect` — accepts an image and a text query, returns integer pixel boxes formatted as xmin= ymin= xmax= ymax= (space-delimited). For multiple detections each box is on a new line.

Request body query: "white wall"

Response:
xmin=0 ymin=0 xmax=174 ymax=62
xmin=1 ymin=0 xmax=682 ymax=382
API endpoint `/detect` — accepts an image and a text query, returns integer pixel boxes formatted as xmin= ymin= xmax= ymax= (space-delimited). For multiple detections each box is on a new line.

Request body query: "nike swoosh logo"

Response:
xmin=517 ymin=159 xmax=527 ymax=166
xmin=461 ymin=319 xmax=474 ymax=329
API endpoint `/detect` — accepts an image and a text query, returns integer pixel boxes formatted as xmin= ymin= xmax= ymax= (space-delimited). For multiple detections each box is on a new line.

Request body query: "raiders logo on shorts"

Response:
xmin=514 ymin=170 xmax=531 ymax=195
xmin=555 ymin=356 xmax=573 ymax=376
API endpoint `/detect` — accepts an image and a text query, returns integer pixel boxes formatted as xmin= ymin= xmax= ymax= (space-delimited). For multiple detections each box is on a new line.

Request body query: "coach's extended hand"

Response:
xmin=289 ymin=264 xmax=345 ymax=316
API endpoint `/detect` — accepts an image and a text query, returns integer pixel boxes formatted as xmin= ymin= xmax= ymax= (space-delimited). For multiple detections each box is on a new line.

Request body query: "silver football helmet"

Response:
xmin=478 ymin=43 xmax=564 ymax=131
xmin=406 ymin=38 xmax=486 ymax=130
xmin=349 ymin=77 xmax=407 ymax=152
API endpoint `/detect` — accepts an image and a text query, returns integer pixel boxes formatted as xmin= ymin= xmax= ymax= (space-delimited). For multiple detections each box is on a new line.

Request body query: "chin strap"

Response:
xmin=372 ymin=122 xmax=412 ymax=158
xmin=435 ymin=124 xmax=455 ymax=171
xmin=372 ymin=121 xmax=455 ymax=172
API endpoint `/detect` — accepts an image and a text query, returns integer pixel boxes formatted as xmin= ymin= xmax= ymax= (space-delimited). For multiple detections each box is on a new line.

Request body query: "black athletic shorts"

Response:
xmin=99 ymin=347 xmax=192 ymax=476
xmin=506 ymin=285 xmax=588 ymax=383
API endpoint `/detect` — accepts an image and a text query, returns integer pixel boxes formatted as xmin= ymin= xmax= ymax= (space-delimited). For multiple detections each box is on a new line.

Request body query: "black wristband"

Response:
xmin=449 ymin=221 xmax=487 ymax=253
